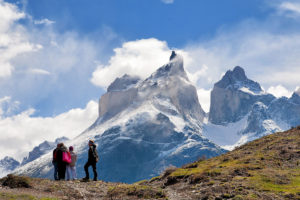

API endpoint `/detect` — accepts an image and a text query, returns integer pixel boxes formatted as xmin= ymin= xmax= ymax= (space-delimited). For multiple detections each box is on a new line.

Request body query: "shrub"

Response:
xmin=1 ymin=174 xmax=32 ymax=189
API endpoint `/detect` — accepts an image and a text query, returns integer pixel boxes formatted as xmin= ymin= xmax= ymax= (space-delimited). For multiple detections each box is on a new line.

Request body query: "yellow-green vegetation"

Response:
xmin=0 ymin=192 xmax=58 ymax=200
xmin=162 ymin=126 xmax=300 ymax=199
xmin=107 ymin=183 xmax=166 ymax=199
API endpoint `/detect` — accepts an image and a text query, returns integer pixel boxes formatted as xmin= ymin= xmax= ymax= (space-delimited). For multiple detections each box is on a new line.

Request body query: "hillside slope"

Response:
xmin=150 ymin=125 xmax=300 ymax=199
xmin=2 ymin=126 xmax=300 ymax=199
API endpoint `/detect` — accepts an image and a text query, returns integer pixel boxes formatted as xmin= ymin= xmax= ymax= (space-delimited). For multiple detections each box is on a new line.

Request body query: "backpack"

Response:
xmin=92 ymin=147 xmax=99 ymax=162
xmin=62 ymin=151 xmax=71 ymax=164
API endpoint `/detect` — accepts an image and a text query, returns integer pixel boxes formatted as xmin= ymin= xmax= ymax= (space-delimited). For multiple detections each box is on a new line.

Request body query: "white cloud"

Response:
xmin=28 ymin=68 xmax=51 ymax=75
xmin=183 ymin=27 xmax=300 ymax=93
xmin=0 ymin=0 xmax=39 ymax=78
xmin=267 ymin=85 xmax=293 ymax=98
xmin=91 ymin=38 xmax=172 ymax=88
xmin=34 ymin=18 xmax=55 ymax=25
xmin=0 ymin=100 xmax=98 ymax=161
xmin=0 ymin=96 xmax=20 ymax=117
xmin=197 ymin=88 xmax=211 ymax=113
xmin=278 ymin=2 xmax=300 ymax=16
xmin=161 ymin=0 xmax=174 ymax=4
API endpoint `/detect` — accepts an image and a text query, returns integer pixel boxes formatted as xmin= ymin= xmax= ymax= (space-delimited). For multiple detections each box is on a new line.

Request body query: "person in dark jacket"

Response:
xmin=52 ymin=144 xmax=60 ymax=180
xmin=56 ymin=143 xmax=68 ymax=180
xmin=83 ymin=140 xmax=98 ymax=181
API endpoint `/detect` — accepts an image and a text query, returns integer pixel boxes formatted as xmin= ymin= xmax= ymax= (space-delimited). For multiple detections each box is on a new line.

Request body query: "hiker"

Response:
xmin=83 ymin=140 xmax=99 ymax=181
xmin=52 ymin=144 xmax=60 ymax=180
xmin=66 ymin=146 xmax=77 ymax=180
xmin=56 ymin=143 xmax=69 ymax=180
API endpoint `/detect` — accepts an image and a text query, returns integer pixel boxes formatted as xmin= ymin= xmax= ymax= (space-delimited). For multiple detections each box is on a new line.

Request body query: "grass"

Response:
xmin=0 ymin=192 xmax=59 ymax=200
xmin=250 ymin=169 xmax=300 ymax=194
xmin=158 ymin=126 xmax=300 ymax=199
xmin=107 ymin=184 xmax=166 ymax=199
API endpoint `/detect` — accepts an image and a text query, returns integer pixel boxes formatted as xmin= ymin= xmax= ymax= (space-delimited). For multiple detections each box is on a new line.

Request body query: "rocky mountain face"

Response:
xmin=0 ymin=157 xmax=20 ymax=172
xmin=204 ymin=66 xmax=300 ymax=150
xmin=15 ymin=51 xmax=225 ymax=183
xmin=209 ymin=66 xmax=275 ymax=125
xmin=21 ymin=137 xmax=68 ymax=165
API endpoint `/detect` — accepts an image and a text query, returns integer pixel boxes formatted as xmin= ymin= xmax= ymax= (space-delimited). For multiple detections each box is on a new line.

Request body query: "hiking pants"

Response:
xmin=84 ymin=160 xmax=97 ymax=180
xmin=58 ymin=162 xmax=66 ymax=180
xmin=66 ymin=165 xmax=77 ymax=180
xmin=53 ymin=161 xmax=58 ymax=180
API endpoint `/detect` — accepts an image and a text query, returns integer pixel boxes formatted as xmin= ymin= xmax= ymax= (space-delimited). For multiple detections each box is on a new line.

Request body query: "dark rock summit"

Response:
xmin=209 ymin=66 xmax=275 ymax=125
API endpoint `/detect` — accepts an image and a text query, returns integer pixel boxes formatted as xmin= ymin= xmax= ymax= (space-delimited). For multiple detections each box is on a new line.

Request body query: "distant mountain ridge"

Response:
xmin=13 ymin=52 xmax=300 ymax=183
xmin=0 ymin=137 xmax=68 ymax=177
xmin=204 ymin=66 xmax=300 ymax=150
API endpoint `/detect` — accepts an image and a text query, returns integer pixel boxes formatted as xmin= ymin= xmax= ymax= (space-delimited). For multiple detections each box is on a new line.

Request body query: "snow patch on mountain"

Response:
xmin=15 ymin=51 xmax=225 ymax=183
xmin=0 ymin=157 xmax=20 ymax=178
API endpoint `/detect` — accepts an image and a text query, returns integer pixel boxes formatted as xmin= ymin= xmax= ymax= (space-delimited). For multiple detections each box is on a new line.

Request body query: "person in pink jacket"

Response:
xmin=66 ymin=146 xmax=77 ymax=180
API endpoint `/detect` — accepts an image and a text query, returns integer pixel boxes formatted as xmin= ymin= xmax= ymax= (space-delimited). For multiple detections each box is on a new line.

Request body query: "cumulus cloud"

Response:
xmin=0 ymin=100 xmax=98 ymax=161
xmin=267 ymin=85 xmax=293 ymax=98
xmin=161 ymin=0 xmax=174 ymax=4
xmin=91 ymin=38 xmax=172 ymax=88
xmin=197 ymin=88 xmax=211 ymax=113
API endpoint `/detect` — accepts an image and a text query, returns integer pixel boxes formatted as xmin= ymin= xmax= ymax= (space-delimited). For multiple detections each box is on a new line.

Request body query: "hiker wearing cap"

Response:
xmin=83 ymin=140 xmax=99 ymax=181
xmin=66 ymin=146 xmax=77 ymax=180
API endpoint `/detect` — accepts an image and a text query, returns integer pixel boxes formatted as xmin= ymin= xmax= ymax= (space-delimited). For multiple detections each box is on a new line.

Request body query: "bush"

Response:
xmin=1 ymin=174 xmax=32 ymax=188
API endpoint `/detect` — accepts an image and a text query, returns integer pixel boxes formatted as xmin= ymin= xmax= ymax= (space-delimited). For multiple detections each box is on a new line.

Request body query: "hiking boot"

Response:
xmin=93 ymin=178 xmax=97 ymax=181
xmin=81 ymin=177 xmax=90 ymax=182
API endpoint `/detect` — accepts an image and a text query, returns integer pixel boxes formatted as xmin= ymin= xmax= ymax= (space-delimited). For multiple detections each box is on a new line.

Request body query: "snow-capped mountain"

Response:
xmin=22 ymin=137 xmax=68 ymax=165
xmin=0 ymin=156 xmax=20 ymax=177
xmin=204 ymin=66 xmax=300 ymax=150
xmin=0 ymin=156 xmax=20 ymax=172
xmin=15 ymin=51 xmax=226 ymax=183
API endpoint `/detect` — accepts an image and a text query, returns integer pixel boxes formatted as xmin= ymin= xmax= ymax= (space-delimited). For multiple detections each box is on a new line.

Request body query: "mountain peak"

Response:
xmin=215 ymin=66 xmax=262 ymax=93
xmin=232 ymin=66 xmax=247 ymax=80
xmin=151 ymin=51 xmax=186 ymax=80
xmin=169 ymin=50 xmax=177 ymax=61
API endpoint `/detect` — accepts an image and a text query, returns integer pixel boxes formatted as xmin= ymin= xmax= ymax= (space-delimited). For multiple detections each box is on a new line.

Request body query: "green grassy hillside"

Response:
xmin=146 ymin=126 xmax=300 ymax=199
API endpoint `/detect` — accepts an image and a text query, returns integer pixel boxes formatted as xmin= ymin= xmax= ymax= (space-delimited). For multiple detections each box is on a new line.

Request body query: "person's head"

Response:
xmin=56 ymin=143 xmax=60 ymax=148
xmin=60 ymin=143 xmax=64 ymax=147
xmin=69 ymin=146 xmax=74 ymax=152
xmin=88 ymin=140 xmax=94 ymax=146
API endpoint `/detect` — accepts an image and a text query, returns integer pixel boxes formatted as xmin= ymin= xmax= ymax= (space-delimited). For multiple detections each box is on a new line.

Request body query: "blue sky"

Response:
xmin=1 ymin=0 xmax=300 ymax=160
xmin=18 ymin=0 xmax=271 ymax=47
